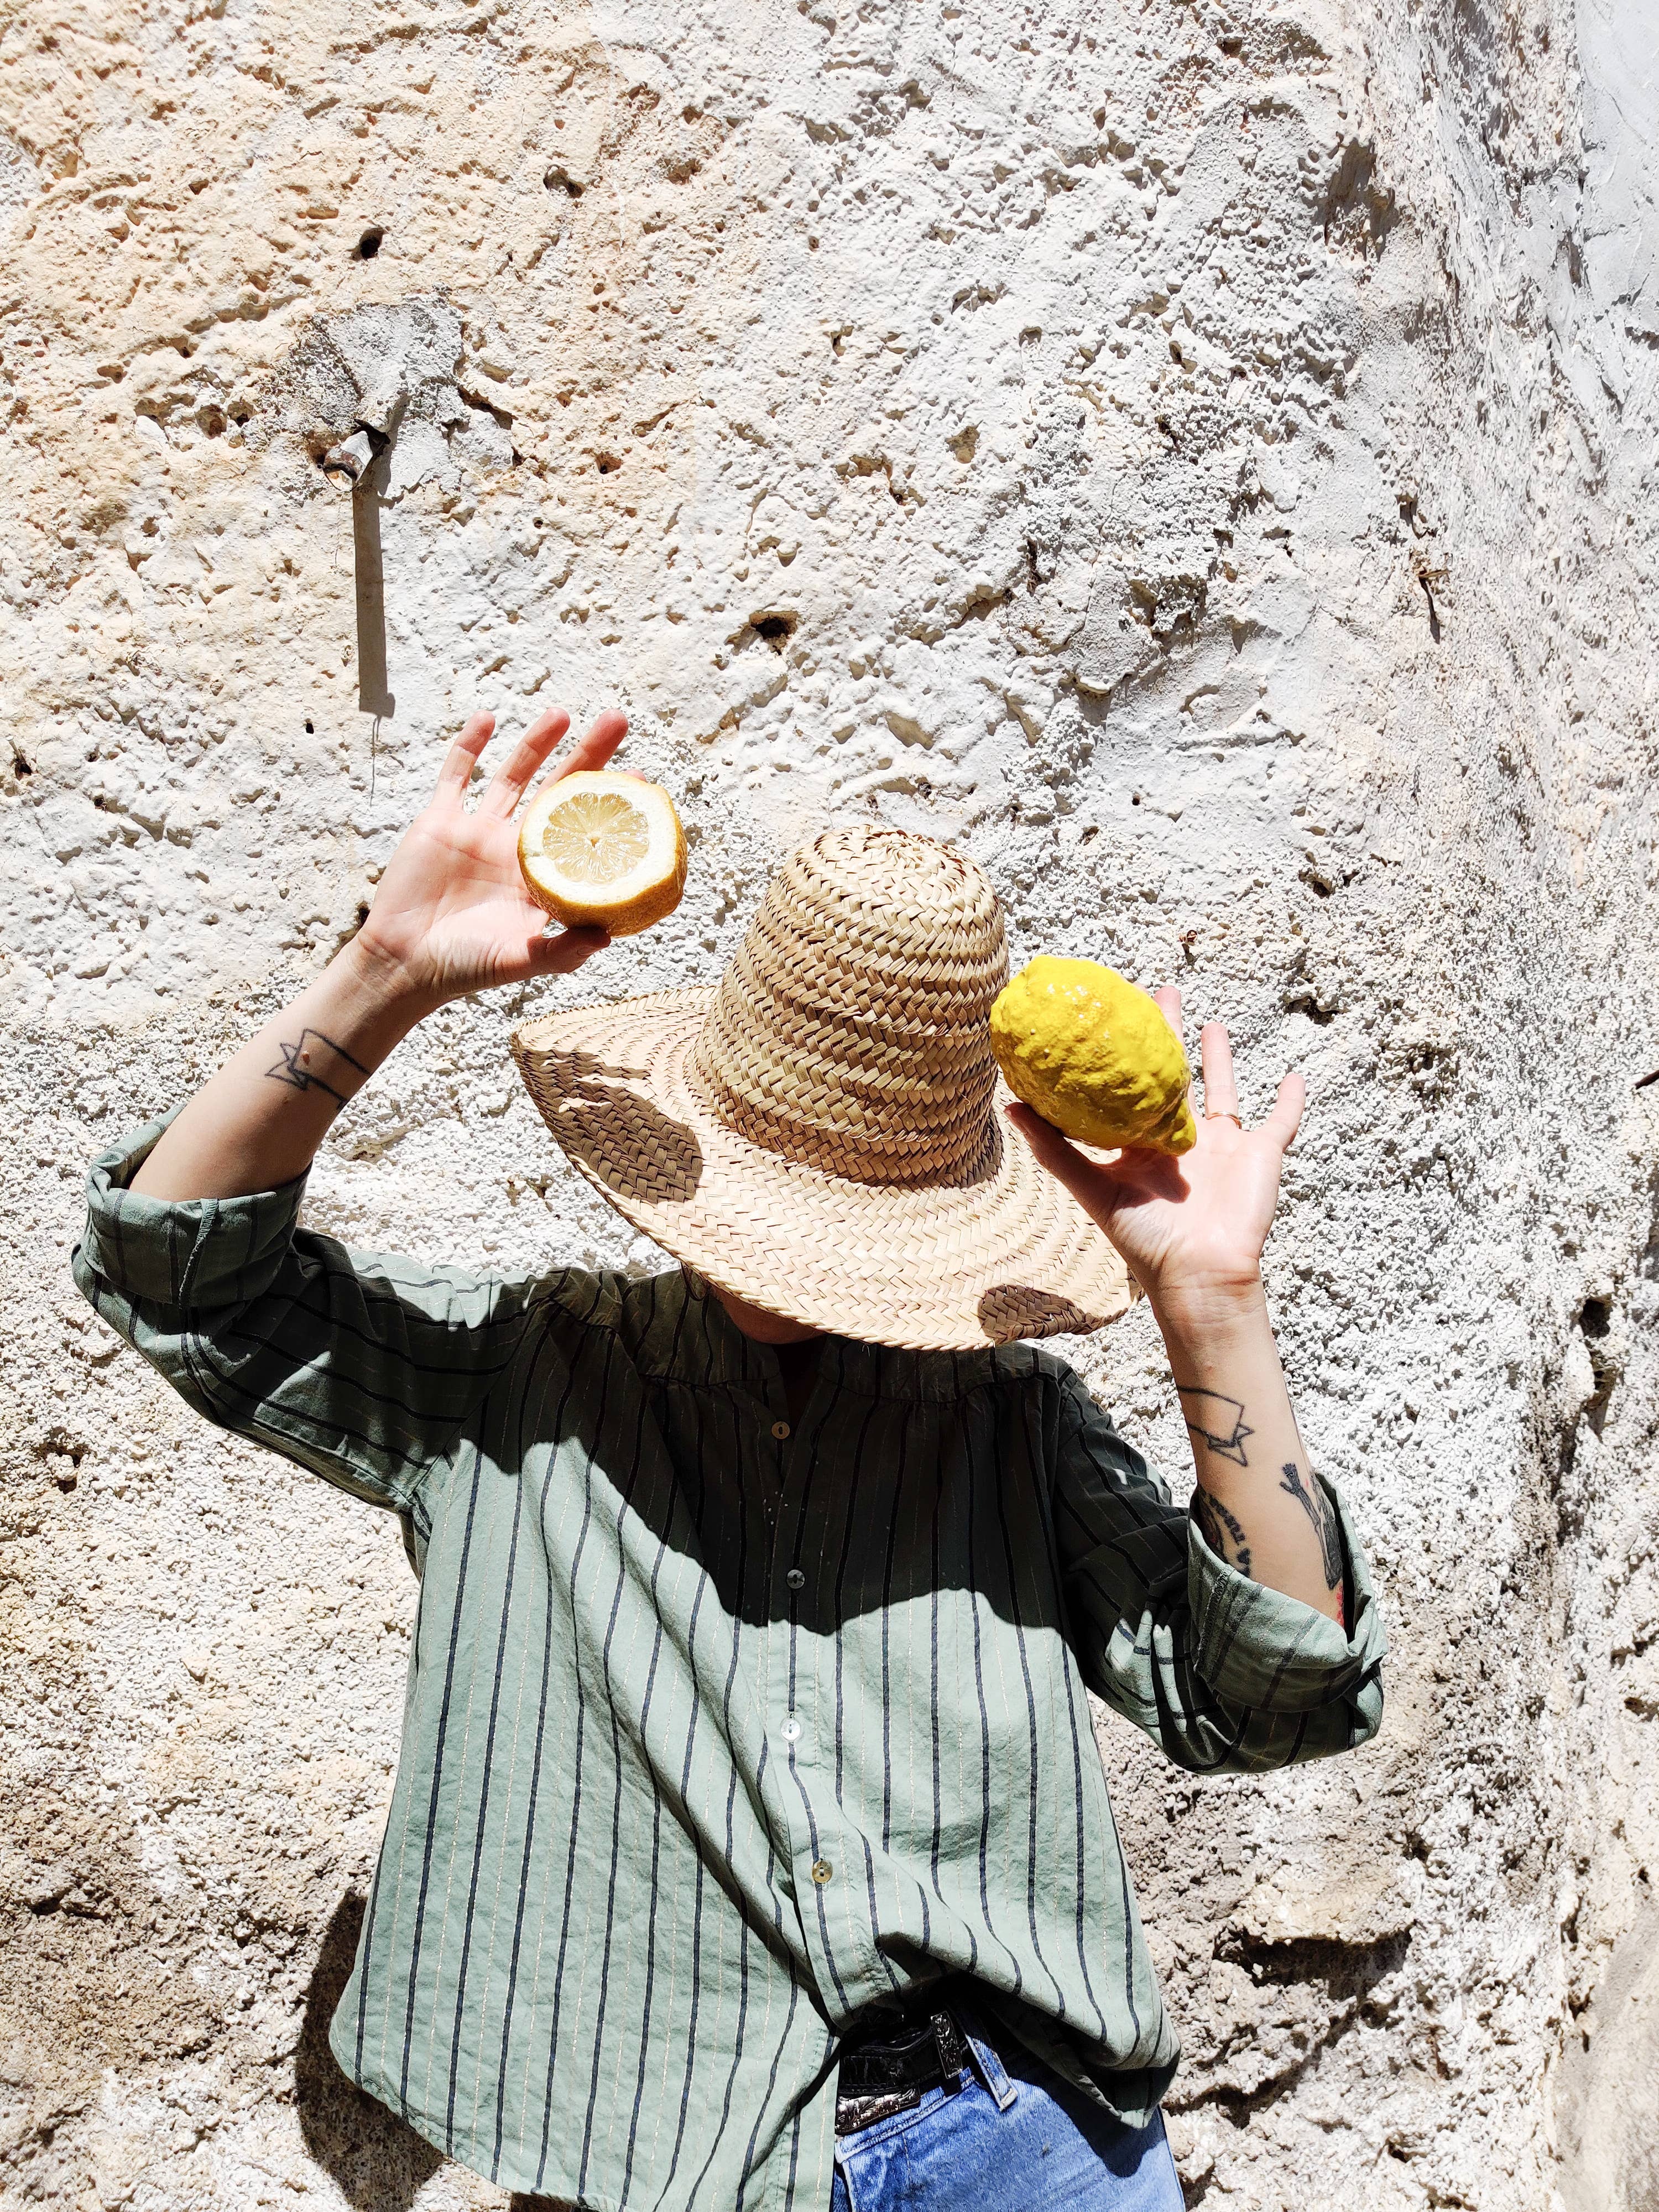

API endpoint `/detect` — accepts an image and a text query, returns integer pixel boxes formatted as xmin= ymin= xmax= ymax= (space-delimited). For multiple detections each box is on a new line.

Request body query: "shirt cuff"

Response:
xmin=1187 ymin=1476 xmax=1386 ymax=1714
xmin=77 ymin=1116 xmax=310 ymax=1313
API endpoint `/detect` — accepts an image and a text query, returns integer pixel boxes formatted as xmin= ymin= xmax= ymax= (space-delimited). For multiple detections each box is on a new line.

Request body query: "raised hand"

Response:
xmin=131 ymin=704 xmax=629 ymax=1205
xmin=1008 ymin=988 xmax=1304 ymax=1312
xmin=1010 ymin=990 xmax=1347 ymax=1624
xmin=356 ymin=706 xmax=628 ymax=1008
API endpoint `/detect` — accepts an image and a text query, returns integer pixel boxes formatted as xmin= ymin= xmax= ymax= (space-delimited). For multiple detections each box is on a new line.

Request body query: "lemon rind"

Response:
xmin=518 ymin=773 xmax=688 ymax=936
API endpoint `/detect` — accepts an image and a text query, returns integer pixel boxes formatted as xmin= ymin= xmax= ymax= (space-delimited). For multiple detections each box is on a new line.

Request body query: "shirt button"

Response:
xmin=810 ymin=1858 xmax=833 ymax=1886
xmin=782 ymin=1718 xmax=801 ymax=1743
xmin=785 ymin=1568 xmax=806 ymax=1591
xmin=771 ymin=1420 xmax=791 ymax=1441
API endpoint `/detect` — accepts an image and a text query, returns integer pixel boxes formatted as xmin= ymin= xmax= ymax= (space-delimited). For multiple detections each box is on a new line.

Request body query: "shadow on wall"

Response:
xmin=1554 ymin=1904 xmax=1659 ymax=2212
xmin=296 ymin=1895 xmax=581 ymax=2211
xmin=295 ymin=1892 xmax=442 ymax=2211
xmin=352 ymin=485 xmax=394 ymax=722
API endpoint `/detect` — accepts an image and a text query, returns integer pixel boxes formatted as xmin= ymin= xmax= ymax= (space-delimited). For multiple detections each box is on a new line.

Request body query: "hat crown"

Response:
xmin=688 ymin=823 xmax=1010 ymax=1187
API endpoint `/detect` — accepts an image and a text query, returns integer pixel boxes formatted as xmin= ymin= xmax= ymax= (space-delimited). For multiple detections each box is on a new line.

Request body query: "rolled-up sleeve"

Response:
xmin=72 ymin=1118 xmax=588 ymax=1521
xmin=1052 ymin=1375 xmax=1385 ymax=1773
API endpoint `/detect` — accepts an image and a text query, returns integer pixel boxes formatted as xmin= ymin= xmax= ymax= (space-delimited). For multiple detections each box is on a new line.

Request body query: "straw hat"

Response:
xmin=512 ymin=823 xmax=1131 ymax=1350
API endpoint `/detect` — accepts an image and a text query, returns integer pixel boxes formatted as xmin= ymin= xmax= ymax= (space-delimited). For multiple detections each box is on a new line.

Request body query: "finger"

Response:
xmin=1004 ymin=1102 xmax=1118 ymax=1214
xmin=477 ymin=707 xmax=572 ymax=818
xmin=1199 ymin=1022 xmax=1240 ymax=1120
xmin=1152 ymin=985 xmax=1182 ymax=1040
xmin=434 ymin=712 xmax=496 ymax=800
xmin=527 ymin=922 xmax=612 ymax=977
xmin=542 ymin=708 xmax=630 ymax=789
xmin=1263 ymin=1070 xmax=1306 ymax=1151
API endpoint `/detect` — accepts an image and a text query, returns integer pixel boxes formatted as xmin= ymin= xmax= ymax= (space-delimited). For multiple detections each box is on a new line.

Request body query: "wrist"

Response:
xmin=339 ymin=928 xmax=447 ymax=1026
xmin=1145 ymin=1272 xmax=1269 ymax=1340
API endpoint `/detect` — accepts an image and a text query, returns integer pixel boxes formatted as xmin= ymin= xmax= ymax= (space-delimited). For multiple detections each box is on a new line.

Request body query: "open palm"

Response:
xmin=1009 ymin=988 xmax=1305 ymax=1307
xmin=357 ymin=707 xmax=628 ymax=1005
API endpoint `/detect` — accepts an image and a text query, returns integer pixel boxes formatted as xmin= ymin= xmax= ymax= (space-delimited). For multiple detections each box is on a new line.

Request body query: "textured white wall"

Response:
xmin=3 ymin=0 xmax=1657 ymax=2204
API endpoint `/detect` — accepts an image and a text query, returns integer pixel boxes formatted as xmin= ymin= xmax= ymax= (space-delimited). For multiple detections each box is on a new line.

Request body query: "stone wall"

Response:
xmin=3 ymin=0 xmax=1656 ymax=2204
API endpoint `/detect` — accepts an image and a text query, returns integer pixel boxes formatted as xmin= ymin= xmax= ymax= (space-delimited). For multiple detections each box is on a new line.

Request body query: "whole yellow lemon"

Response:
xmin=990 ymin=956 xmax=1197 ymax=1154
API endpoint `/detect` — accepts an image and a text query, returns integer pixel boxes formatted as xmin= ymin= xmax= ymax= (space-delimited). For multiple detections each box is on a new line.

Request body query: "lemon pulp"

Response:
xmin=539 ymin=789 xmax=652 ymax=883
xmin=989 ymin=955 xmax=1197 ymax=1154
xmin=518 ymin=770 xmax=687 ymax=937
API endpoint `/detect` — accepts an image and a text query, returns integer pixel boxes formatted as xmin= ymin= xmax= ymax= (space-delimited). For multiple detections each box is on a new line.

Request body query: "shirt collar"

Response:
xmin=620 ymin=1268 xmax=1047 ymax=1403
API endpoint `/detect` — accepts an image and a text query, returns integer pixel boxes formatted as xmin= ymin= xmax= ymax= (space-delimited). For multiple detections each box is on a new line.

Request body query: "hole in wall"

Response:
xmin=12 ymin=748 xmax=32 ymax=776
xmin=1579 ymin=1297 xmax=1611 ymax=1339
xmin=752 ymin=611 xmax=798 ymax=653
xmin=357 ymin=227 xmax=384 ymax=259
xmin=304 ymin=720 xmax=315 ymax=734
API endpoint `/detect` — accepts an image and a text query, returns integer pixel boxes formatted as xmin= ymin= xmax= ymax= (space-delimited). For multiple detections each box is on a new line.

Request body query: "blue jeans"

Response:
xmin=829 ymin=2022 xmax=1183 ymax=2211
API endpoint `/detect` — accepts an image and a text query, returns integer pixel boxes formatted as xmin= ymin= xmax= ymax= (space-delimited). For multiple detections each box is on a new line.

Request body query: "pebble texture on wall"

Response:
xmin=3 ymin=0 xmax=1657 ymax=2204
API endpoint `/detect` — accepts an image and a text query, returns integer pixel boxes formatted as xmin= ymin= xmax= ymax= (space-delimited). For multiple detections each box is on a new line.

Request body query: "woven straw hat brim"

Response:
xmin=513 ymin=988 xmax=1133 ymax=1352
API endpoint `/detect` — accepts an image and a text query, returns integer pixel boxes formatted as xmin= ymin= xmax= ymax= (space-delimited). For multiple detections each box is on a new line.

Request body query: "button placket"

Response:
xmin=757 ymin=1402 xmax=838 ymax=1938
xmin=757 ymin=1405 xmax=815 ymax=1768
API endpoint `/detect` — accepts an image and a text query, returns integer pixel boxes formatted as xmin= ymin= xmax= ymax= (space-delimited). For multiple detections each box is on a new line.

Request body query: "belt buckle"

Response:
xmin=834 ymin=2004 xmax=971 ymax=2139
xmin=834 ymin=2085 xmax=922 ymax=2138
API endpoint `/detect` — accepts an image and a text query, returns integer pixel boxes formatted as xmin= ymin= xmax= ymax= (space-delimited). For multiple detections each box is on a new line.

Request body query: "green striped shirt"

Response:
xmin=75 ymin=1121 xmax=1385 ymax=2212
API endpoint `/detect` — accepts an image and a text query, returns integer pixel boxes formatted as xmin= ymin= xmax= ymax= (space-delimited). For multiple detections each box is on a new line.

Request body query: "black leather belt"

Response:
xmin=834 ymin=1999 xmax=973 ymax=2137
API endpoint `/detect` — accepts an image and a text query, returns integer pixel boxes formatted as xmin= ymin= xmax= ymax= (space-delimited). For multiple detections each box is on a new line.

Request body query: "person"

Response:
xmin=74 ymin=706 xmax=1384 ymax=2212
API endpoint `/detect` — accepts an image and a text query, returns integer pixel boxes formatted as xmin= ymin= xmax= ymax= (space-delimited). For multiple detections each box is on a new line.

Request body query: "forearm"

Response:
xmin=1151 ymin=1281 xmax=1345 ymax=1625
xmin=131 ymin=938 xmax=434 ymax=1202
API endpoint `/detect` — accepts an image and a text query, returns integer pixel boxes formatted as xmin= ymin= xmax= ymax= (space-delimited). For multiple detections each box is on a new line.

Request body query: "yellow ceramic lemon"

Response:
xmin=990 ymin=956 xmax=1197 ymax=1154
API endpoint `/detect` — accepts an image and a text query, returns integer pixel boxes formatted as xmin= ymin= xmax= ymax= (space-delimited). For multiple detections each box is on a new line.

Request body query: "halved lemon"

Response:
xmin=518 ymin=769 xmax=688 ymax=937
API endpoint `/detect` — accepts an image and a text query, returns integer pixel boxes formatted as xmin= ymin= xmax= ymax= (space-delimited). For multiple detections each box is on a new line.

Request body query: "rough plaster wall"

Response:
xmin=2 ymin=0 xmax=1656 ymax=2204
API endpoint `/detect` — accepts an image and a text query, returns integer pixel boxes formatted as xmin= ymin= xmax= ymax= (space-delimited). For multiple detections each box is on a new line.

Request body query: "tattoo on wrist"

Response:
xmin=266 ymin=1028 xmax=369 ymax=1107
xmin=1193 ymin=1488 xmax=1253 ymax=1578
xmin=1279 ymin=1462 xmax=1344 ymax=1594
xmin=1176 ymin=1386 xmax=1254 ymax=1467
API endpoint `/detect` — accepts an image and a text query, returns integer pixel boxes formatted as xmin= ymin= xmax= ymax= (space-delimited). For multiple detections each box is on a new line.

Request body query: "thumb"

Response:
xmin=526 ymin=922 xmax=612 ymax=978
xmin=1004 ymin=1102 xmax=1116 ymax=1217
